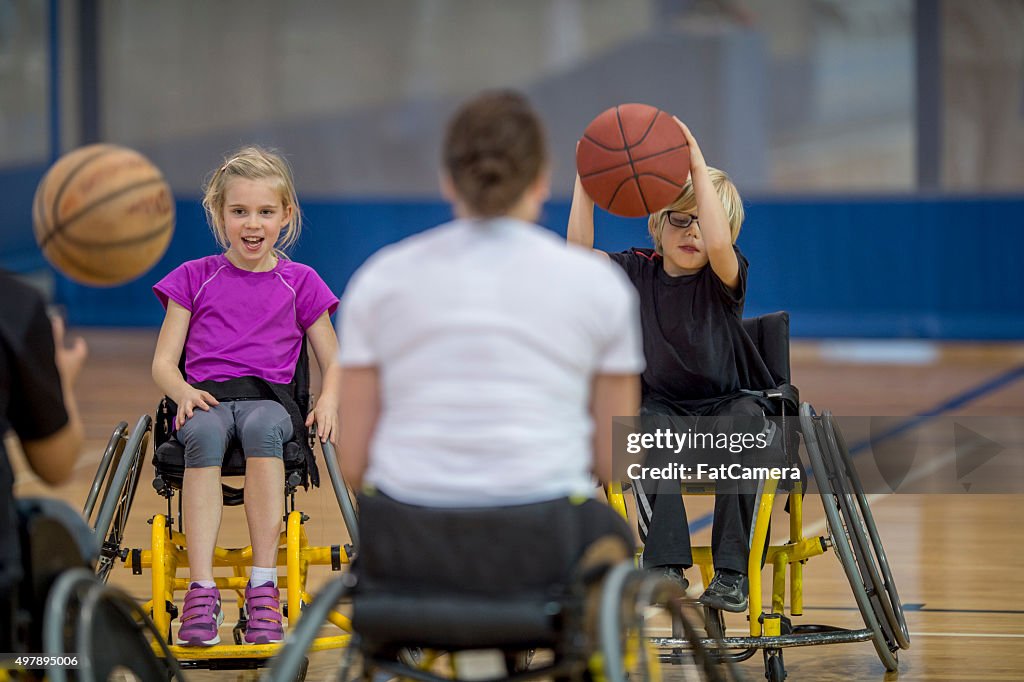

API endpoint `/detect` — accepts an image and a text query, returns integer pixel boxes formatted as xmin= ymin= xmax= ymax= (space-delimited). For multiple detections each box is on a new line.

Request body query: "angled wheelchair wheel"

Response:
xmin=821 ymin=411 xmax=911 ymax=651
xmin=44 ymin=568 xmax=183 ymax=682
xmin=268 ymin=574 xmax=354 ymax=681
xmin=800 ymin=404 xmax=900 ymax=672
xmin=598 ymin=562 xmax=740 ymax=682
xmin=93 ymin=414 xmax=150 ymax=583
xmin=83 ymin=421 xmax=128 ymax=521
xmin=76 ymin=580 xmax=185 ymax=681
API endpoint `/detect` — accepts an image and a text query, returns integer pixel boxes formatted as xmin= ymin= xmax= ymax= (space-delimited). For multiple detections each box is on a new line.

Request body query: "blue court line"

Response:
xmin=687 ymin=363 xmax=1024 ymax=533
xmin=811 ymin=604 xmax=1024 ymax=616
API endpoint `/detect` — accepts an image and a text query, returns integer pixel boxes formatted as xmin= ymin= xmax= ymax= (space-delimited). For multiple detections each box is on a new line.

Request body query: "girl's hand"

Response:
xmin=674 ymin=117 xmax=708 ymax=173
xmin=307 ymin=396 xmax=339 ymax=444
xmin=174 ymin=387 xmax=219 ymax=429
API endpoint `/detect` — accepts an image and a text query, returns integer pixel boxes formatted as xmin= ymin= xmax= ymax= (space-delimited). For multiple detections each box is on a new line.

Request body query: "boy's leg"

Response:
xmin=700 ymin=395 xmax=770 ymax=612
xmin=177 ymin=405 xmax=233 ymax=582
xmin=636 ymin=400 xmax=693 ymax=571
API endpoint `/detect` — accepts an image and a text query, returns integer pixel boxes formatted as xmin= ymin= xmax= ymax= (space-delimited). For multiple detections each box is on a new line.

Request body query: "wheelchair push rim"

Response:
xmin=821 ymin=411 xmax=911 ymax=650
xmin=93 ymin=415 xmax=149 ymax=583
xmin=800 ymin=403 xmax=900 ymax=672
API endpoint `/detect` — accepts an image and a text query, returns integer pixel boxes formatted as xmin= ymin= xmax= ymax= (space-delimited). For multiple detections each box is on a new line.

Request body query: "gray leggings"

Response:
xmin=176 ymin=399 xmax=293 ymax=468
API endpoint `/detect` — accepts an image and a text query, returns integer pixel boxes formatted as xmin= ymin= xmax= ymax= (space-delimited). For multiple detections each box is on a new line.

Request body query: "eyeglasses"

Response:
xmin=665 ymin=211 xmax=699 ymax=229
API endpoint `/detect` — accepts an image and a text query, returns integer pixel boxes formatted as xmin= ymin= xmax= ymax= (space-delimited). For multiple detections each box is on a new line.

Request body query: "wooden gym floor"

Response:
xmin=9 ymin=330 xmax=1024 ymax=680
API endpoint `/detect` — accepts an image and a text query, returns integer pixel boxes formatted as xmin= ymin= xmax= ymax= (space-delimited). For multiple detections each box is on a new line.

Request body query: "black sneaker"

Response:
xmin=698 ymin=571 xmax=748 ymax=613
xmin=652 ymin=566 xmax=689 ymax=592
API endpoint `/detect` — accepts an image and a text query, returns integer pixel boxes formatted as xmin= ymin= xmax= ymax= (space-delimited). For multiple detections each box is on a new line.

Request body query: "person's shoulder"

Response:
xmin=0 ymin=270 xmax=44 ymax=304
xmin=276 ymin=257 xmax=318 ymax=278
xmin=174 ymin=254 xmax=227 ymax=277
xmin=362 ymin=221 xmax=463 ymax=272
xmin=0 ymin=271 xmax=46 ymax=327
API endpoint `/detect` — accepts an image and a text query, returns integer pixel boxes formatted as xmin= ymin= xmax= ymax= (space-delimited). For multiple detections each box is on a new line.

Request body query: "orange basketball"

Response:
xmin=576 ymin=104 xmax=691 ymax=218
xmin=32 ymin=144 xmax=175 ymax=287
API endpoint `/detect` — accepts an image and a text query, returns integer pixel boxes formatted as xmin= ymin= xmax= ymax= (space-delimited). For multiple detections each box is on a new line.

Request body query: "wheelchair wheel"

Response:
xmin=44 ymin=568 xmax=182 ymax=682
xmin=821 ymin=411 xmax=911 ymax=650
xmin=598 ymin=562 xmax=740 ymax=682
xmin=268 ymin=574 xmax=354 ymax=681
xmin=93 ymin=415 xmax=150 ymax=583
xmin=764 ymin=649 xmax=786 ymax=682
xmin=76 ymin=580 xmax=184 ymax=681
xmin=800 ymin=404 xmax=899 ymax=672
xmin=83 ymin=421 xmax=128 ymax=521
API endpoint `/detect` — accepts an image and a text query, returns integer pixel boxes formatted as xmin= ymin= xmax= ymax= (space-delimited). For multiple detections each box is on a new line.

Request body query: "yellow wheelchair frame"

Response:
xmin=89 ymin=413 xmax=360 ymax=675
xmin=606 ymin=403 xmax=910 ymax=681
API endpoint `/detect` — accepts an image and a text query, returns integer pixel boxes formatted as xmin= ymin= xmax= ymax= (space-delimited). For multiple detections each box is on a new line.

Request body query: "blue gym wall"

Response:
xmin=3 ymin=160 xmax=1021 ymax=339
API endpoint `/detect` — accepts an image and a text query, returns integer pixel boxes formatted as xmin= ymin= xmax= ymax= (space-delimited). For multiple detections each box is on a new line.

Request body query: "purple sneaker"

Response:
xmin=244 ymin=581 xmax=284 ymax=644
xmin=176 ymin=583 xmax=224 ymax=646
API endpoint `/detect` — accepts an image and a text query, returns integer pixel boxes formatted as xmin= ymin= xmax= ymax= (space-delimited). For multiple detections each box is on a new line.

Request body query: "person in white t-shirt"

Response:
xmin=334 ymin=93 xmax=644 ymax=643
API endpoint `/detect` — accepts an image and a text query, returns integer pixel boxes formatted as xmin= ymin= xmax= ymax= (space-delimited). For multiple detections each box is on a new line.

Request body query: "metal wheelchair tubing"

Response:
xmin=83 ymin=421 xmax=128 ymax=521
xmin=320 ymin=438 xmax=360 ymax=551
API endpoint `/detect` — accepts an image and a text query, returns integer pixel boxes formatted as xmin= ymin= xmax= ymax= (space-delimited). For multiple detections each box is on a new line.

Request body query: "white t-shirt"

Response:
xmin=337 ymin=217 xmax=643 ymax=506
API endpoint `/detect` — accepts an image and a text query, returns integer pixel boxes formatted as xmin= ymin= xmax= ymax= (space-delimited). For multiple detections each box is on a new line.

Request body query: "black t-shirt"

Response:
xmin=608 ymin=247 xmax=774 ymax=409
xmin=0 ymin=271 xmax=69 ymax=588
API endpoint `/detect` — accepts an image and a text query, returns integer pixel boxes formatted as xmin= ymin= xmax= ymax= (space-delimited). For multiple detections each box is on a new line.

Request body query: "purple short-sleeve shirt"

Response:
xmin=153 ymin=255 xmax=338 ymax=384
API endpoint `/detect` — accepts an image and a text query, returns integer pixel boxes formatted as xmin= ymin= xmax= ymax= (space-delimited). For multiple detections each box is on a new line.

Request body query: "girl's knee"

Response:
xmin=238 ymin=402 xmax=292 ymax=459
xmin=179 ymin=409 xmax=231 ymax=468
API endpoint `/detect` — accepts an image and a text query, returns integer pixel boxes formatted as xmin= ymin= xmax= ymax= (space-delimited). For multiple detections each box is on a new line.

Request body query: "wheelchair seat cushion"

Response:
xmin=355 ymin=592 xmax=564 ymax=652
xmin=351 ymin=493 xmax=632 ymax=653
xmin=153 ymin=437 xmax=306 ymax=480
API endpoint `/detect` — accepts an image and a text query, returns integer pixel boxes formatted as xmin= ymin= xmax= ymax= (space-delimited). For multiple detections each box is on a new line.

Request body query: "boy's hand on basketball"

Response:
xmin=307 ymin=397 xmax=338 ymax=444
xmin=174 ymin=387 xmax=219 ymax=429
xmin=673 ymin=117 xmax=708 ymax=173
xmin=51 ymin=315 xmax=88 ymax=387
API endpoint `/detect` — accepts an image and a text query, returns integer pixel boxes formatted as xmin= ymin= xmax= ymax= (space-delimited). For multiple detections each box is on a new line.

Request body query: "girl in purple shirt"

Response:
xmin=152 ymin=147 xmax=339 ymax=646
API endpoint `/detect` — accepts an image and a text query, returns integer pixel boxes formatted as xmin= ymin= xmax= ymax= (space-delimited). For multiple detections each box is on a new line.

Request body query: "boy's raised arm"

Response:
xmin=675 ymin=119 xmax=740 ymax=289
xmin=568 ymin=174 xmax=608 ymax=259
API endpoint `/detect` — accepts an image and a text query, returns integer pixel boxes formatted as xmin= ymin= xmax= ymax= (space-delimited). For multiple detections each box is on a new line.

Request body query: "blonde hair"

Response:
xmin=647 ymin=167 xmax=744 ymax=255
xmin=202 ymin=146 xmax=301 ymax=254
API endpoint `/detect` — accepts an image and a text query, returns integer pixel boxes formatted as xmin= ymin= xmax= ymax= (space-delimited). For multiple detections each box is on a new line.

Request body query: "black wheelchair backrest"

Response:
xmin=742 ymin=311 xmax=791 ymax=387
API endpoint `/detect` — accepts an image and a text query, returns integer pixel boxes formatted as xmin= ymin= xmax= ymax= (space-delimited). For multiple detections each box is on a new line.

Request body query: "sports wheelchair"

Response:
xmin=82 ymin=342 xmax=360 ymax=678
xmin=605 ymin=312 xmax=911 ymax=681
xmin=268 ymin=493 xmax=744 ymax=682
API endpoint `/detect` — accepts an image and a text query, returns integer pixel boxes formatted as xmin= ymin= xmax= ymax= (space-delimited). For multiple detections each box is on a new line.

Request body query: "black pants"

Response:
xmin=635 ymin=393 xmax=772 ymax=575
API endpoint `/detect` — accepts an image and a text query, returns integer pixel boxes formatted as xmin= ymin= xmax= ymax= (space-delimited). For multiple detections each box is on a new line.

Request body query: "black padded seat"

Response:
xmin=351 ymin=494 xmax=596 ymax=655
xmin=355 ymin=592 xmax=564 ymax=652
xmin=153 ymin=438 xmax=306 ymax=482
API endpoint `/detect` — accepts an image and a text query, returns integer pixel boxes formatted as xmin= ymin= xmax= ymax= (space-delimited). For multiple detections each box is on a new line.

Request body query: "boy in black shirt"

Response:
xmin=567 ymin=120 xmax=776 ymax=612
